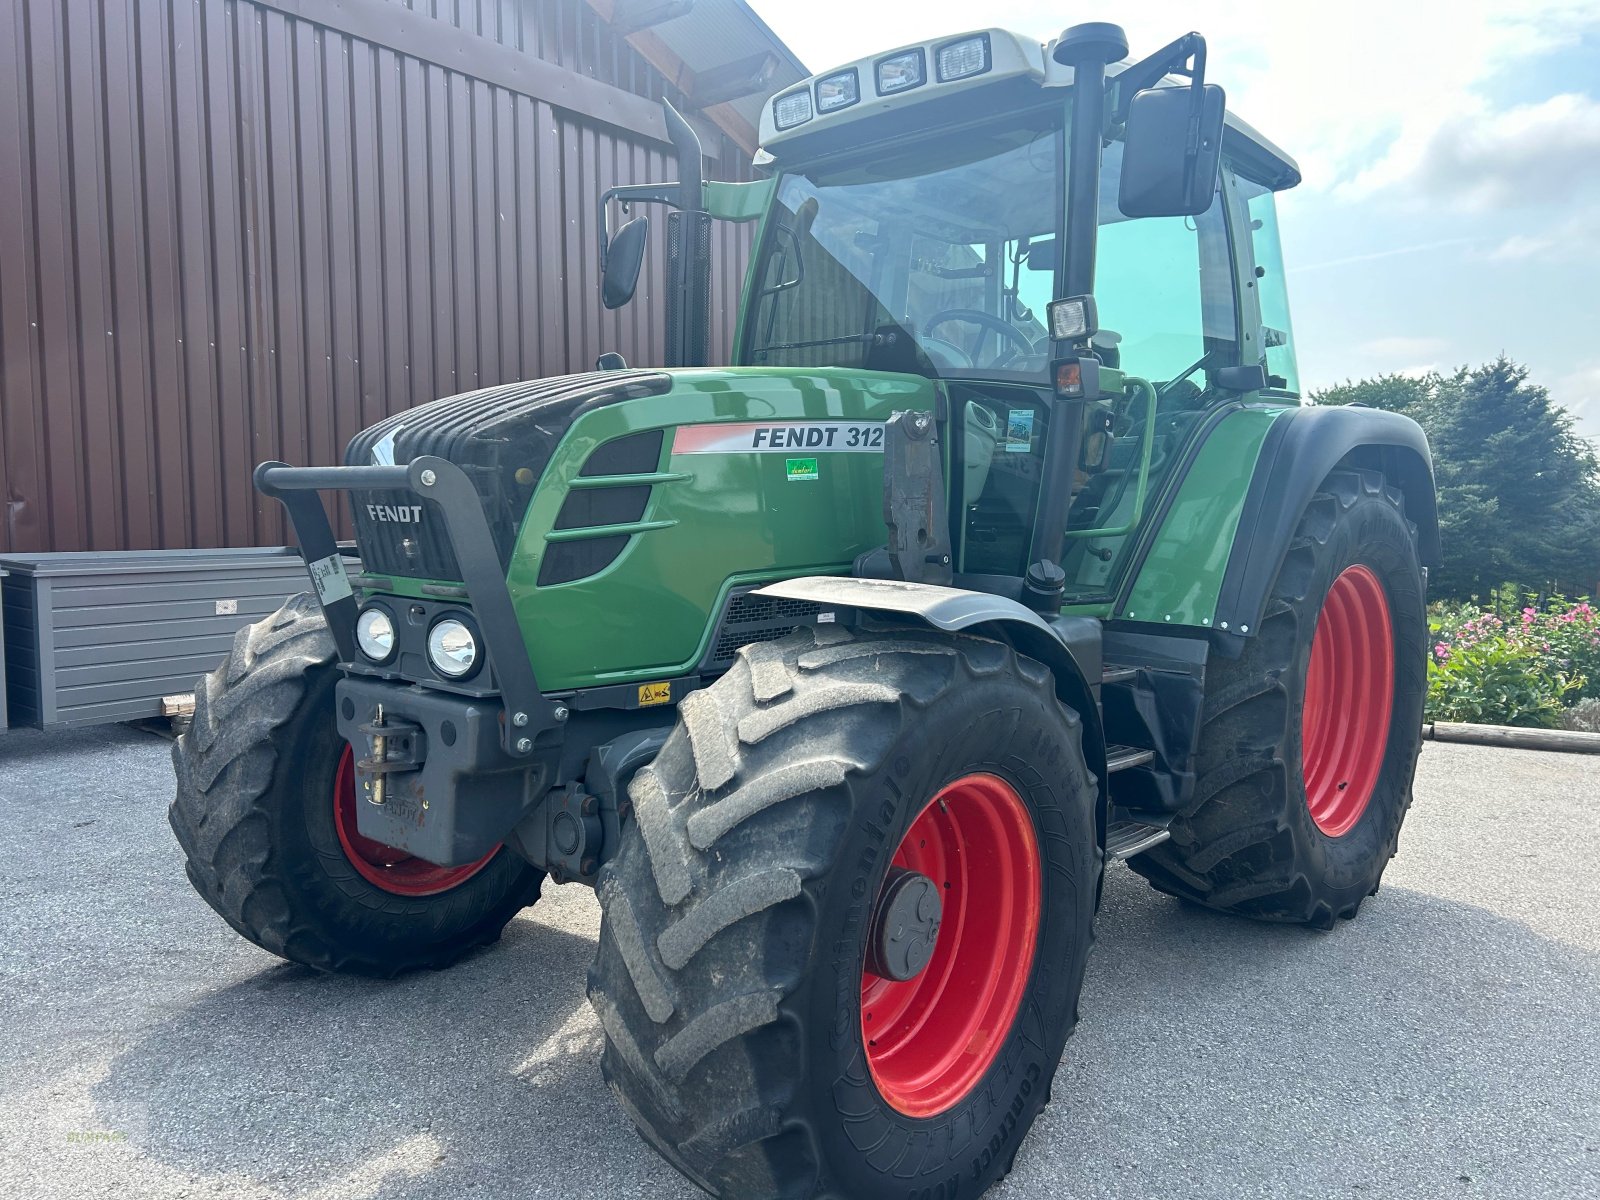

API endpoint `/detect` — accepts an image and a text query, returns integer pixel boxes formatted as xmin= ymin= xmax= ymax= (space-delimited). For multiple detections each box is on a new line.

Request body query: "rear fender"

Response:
xmin=1212 ymin=405 xmax=1439 ymax=644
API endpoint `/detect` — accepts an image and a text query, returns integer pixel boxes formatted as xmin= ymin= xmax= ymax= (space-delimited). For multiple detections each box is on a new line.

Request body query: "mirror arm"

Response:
xmin=597 ymin=183 xmax=682 ymax=270
xmin=1108 ymin=31 xmax=1208 ymax=126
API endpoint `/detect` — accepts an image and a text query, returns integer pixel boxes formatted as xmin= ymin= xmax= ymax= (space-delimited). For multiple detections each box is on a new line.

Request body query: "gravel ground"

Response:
xmin=0 ymin=726 xmax=1596 ymax=1200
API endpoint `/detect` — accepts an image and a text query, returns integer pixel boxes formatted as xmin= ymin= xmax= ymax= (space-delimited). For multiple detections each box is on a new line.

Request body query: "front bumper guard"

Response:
xmin=254 ymin=455 xmax=561 ymax=759
xmin=256 ymin=456 xmax=564 ymax=866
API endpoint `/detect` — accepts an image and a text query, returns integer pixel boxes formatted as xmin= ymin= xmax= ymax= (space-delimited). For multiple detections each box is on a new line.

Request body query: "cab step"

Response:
xmin=1104 ymin=818 xmax=1171 ymax=861
xmin=1106 ymin=744 xmax=1155 ymax=773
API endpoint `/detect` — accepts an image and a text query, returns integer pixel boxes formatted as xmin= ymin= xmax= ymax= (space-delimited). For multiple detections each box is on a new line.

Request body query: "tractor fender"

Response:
xmin=754 ymin=577 xmax=1108 ymax=807
xmin=1211 ymin=405 xmax=1440 ymax=640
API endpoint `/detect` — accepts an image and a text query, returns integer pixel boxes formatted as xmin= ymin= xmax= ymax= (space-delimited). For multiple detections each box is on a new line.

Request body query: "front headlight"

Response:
xmin=355 ymin=605 xmax=397 ymax=664
xmin=427 ymin=617 xmax=480 ymax=679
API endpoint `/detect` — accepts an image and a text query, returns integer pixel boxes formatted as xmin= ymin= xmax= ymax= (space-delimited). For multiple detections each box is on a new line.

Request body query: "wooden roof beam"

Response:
xmin=689 ymin=51 xmax=779 ymax=109
xmin=610 ymin=0 xmax=696 ymax=36
xmin=583 ymin=0 xmax=764 ymax=155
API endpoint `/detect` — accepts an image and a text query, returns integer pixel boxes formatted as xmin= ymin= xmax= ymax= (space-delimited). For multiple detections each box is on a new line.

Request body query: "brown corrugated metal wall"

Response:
xmin=0 ymin=0 xmax=757 ymax=554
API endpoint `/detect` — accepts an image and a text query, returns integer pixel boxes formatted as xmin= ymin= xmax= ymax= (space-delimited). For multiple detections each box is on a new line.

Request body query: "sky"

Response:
xmin=746 ymin=1 xmax=1600 ymax=443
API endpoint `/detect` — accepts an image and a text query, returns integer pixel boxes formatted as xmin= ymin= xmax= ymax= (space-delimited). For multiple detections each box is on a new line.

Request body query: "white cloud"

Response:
xmin=1366 ymin=92 xmax=1600 ymax=209
xmin=1484 ymin=212 xmax=1600 ymax=262
xmin=1362 ymin=336 xmax=1451 ymax=360
xmin=1395 ymin=363 xmax=1446 ymax=380
xmin=1552 ymin=363 xmax=1600 ymax=442
xmin=1489 ymin=234 xmax=1558 ymax=261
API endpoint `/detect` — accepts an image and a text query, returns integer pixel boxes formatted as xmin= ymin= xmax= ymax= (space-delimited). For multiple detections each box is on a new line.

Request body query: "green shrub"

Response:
xmin=1426 ymin=590 xmax=1596 ymax=726
xmin=1426 ymin=639 xmax=1575 ymax=726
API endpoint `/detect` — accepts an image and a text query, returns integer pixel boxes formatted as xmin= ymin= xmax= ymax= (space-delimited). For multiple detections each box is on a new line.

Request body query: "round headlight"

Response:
xmin=427 ymin=617 xmax=479 ymax=678
xmin=355 ymin=605 xmax=397 ymax=663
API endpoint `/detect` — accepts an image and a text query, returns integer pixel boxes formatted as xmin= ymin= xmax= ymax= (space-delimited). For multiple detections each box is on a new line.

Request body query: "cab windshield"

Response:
xmin=739 ymin=107 xmax=1063 ymax=377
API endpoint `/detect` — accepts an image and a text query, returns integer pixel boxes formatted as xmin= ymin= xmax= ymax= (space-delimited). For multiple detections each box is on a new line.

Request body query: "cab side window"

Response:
xmin=1093 ymin=142 xmax=1237 ymax=388
xmin=1228 ymin=169 xmax=1300 ymax=395
xmin=1054 ymin=145 xmax=1238 ymax=597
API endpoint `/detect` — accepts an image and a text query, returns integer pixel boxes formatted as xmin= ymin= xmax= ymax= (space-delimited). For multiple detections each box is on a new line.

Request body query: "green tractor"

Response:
xmin=171 ymin=21 xmax=1435 ymax=1199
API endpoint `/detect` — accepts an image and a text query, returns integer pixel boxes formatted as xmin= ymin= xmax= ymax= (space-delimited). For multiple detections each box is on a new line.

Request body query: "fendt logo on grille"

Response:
xmin=366 ymin=503 xmax=423 ymax=523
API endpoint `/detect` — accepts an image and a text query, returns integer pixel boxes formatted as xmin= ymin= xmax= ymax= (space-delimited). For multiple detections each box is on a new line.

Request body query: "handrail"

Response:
xmin=1062 ymin=375 xmax=1159 ymax=541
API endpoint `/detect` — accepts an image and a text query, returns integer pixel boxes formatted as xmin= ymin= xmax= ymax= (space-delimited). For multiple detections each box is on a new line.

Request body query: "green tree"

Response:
xmin=1312 ymin=358 xmax=1600 ymax=599
xmin=1310 ymin=372 xmax=1435 ymax=414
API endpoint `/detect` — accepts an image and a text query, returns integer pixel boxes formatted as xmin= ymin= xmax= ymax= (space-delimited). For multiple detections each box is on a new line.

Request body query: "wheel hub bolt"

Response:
xmin=866 ymin=866 xmax=943 ymax=982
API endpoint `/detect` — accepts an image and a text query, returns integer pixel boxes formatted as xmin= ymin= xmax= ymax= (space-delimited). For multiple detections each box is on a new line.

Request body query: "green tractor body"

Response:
xmin=176 ymin=23 xmax=1438 ymax=1199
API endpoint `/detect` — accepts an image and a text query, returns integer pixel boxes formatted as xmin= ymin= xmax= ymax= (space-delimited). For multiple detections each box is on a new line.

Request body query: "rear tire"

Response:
xmin=1129 ymin=469 xmax=1427 ymax=927
xmin=169 ymin=594 xmax=543 ymax=976
xmin=587 ymin=624 xmax=1098 ymax=1199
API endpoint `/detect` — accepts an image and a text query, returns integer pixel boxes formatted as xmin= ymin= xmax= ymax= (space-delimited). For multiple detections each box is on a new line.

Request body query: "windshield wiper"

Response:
xmin=751 ymin=330 xmax=902 ymax=358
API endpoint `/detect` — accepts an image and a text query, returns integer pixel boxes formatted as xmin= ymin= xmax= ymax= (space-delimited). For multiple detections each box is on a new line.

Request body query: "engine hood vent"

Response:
xmin=345 ymin=370 xmax=671 ymax=582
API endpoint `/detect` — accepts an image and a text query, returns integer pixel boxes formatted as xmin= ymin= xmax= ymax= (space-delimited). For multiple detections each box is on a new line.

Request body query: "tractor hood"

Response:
xmin=344 ymin=367 xmax=933 ymax=587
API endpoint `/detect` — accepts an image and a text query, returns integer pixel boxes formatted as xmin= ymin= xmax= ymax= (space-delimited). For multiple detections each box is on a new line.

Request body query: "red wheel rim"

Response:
xmin=1301 ymin=565 xmax=1394 ymax=838
xmin=861 ymin=773 xmax=1041 ymax=1118
xmin=331 ymin=745 xmax=498 ymax=896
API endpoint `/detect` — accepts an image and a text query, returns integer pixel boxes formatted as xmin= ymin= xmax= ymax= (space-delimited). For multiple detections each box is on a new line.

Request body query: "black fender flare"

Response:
xmin=1213 ymin=405 xmax=1439 ymax=639
xmin=754 ymin=577 xmax=1109 ymax=831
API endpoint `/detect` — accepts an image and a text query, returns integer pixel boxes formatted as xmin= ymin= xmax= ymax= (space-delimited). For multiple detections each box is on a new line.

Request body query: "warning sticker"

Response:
xmin=672 ymin=421 xmax=885 ymax=455
xmin=306 ymin=553 xmax=353 ymax=605
xmin=637 ymin=681 xmax=673 ymax=707
xmin=786 ymin=458 xmax=819 ymax=481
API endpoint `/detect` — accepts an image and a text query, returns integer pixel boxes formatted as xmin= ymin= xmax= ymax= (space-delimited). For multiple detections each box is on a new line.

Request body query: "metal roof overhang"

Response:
xmin=585 ymin=0 xmax=810 ymax=156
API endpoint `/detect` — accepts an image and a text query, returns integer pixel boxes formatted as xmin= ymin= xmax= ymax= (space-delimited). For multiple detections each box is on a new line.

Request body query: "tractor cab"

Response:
xmin=604 ymin=24 xmax=1304 ymax=611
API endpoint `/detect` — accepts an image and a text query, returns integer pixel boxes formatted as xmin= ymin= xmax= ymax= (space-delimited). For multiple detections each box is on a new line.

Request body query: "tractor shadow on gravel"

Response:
xmin=90 ymin=870 xmax=1599 ymax=1200
xmin=90 ymin=887 xmax=700 ymax=1198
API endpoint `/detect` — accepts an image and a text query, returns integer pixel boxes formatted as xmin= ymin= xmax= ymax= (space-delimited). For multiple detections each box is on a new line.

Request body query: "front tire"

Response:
xmin=1129 ymin=468 xmax=1427 ymax=926
xmin=169 ymin=594 xmax=544 ymax=976
xmin=587 ymin=624 xmax=1099 ymax=1199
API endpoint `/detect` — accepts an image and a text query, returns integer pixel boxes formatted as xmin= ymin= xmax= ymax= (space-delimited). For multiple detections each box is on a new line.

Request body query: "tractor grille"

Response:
xmin=345 ymin=371 xmax=670 ymax=581
xmin=703 ymin=588 xmax=825 ymax=670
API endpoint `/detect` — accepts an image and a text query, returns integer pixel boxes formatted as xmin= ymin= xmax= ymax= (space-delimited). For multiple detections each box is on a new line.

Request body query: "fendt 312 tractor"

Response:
xmin=172 ymin=21 xmax=1437 ymax=1198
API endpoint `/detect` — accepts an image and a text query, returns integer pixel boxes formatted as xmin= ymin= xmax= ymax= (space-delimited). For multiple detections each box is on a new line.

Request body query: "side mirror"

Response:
xmin=1210 ymin=363 xmax=1268 ymax=392
xmin=602 ymin=216 xmax=649 ymax=310
xmin=1118 ymin=83 xmax=1225 ymax=218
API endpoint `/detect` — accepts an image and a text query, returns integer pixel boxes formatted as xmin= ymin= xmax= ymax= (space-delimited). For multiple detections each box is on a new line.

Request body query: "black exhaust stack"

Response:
xmin=663 ymin=103 xmax=711 ymax=369
xmin=1055 ymin=22 xmax=1127 ymax=304
xmin=1020 ymin=22 xmax=1128 ymax=612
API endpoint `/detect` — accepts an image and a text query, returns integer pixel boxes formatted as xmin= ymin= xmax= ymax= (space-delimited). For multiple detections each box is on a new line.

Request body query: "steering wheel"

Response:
xmin=921 ymin=309 xmax=1035 ymax=367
